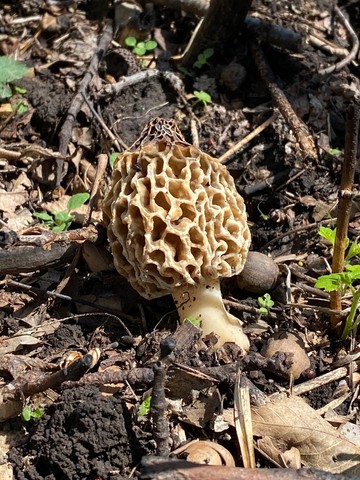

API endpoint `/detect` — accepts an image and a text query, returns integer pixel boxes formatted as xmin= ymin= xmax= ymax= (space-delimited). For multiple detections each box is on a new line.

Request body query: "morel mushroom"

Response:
xmin=102 ymin=118 xmax=251 ymax=351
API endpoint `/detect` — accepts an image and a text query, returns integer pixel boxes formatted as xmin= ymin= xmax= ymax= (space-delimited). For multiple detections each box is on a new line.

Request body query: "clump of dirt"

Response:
xmin=9 ymin=386 xmax=137 ymax=480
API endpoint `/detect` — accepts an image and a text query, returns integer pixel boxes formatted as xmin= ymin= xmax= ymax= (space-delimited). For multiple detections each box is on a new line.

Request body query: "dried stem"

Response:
xmin=150 ymin=362 xmax=170 ymax=456
xmin=330 ymin=104 xmax=360 ymax=330
xmin=250 ymin=41 xmax=317 ymax=162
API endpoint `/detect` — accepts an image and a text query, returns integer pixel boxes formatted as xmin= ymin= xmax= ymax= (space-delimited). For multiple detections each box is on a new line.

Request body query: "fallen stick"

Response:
xmin=140 ymin=456 xmax=349 ymax=480
xmin=250 ymin=41 xmax=317 ymax=162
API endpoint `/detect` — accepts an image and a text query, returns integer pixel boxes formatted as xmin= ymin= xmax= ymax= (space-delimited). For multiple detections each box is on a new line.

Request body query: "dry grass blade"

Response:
xmin=234 ymin=371 xmax=256 ymax=468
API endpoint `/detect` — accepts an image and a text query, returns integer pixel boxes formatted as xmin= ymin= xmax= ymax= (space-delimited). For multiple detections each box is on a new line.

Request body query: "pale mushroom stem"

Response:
xmin=172 ymin=279 xmax=250 ymax=352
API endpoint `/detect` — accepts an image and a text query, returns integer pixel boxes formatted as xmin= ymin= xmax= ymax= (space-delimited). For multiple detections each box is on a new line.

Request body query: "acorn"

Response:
xmin=236 ymin=251 xmax=280 ymax=294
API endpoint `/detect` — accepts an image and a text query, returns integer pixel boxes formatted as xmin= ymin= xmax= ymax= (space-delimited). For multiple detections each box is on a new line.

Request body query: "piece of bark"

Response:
xmin=0 ymin=226 xmax=99 ymax=274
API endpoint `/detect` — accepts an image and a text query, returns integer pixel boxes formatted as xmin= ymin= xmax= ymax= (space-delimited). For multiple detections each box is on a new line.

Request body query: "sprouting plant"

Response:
xmin=258 ymin=293 xmax=274 ymax=316
xmin=0 ymin=56 xmax=29 ymax=99
xmin=138 ymin=396 xmax=152 ymax=416
xmin=184 ymin=316 xmax=201 ymax=327
xmin=109 ymin=152 xmax=120 ymax=170
xmin=315 ymin=227 xmax=360 ymax=338
xmin=193 ymin=48 xmax=214 ymax=69
xmin=191 ymin=90 xmax=212 ymax=108
xmin=328 ymin=147 xmax=342 ymax=157
xmin=33 ymin=192 xmax=90 ymax=232
xmin=124 ymin=37 xmax=157 ymax=56
xmin=21 ymin=405 xmax=44 ymax=422
xmin=257 ymin=202 xmax=270 ymax=221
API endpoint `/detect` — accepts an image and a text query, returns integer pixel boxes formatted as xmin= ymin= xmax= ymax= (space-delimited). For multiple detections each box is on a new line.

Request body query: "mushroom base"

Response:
xmin=172 ymin=279 xmax=250 ymax=352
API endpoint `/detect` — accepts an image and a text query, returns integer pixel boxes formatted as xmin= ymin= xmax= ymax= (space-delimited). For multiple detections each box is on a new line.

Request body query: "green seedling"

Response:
xmin=33 ymin=192 xmax=90 ymax=232
xmin=109 ymin=152 xmax=120 ymax=170
xmin=138 ymin=396 xmax=151 ymax=416
xmin=257 ymin=202 xmax=270 ymax=221
xmin=0 ymin=56 xmax=29 ymax=99
xmin=315 ymin=227 xmax=360 ymax=338
xmin=13 ymin=99 xmax=28 ymax=115
xmin=257 ymin=293 xmax=274 ymax=316
xmin=185 ymin=316 xmax=201 ymax=327
xmin=124 ymin=37 xmax=157 ymax=56
xmin=328 ymin=147 xmax=342 ymax=156
xmin=21 ymin=405 xmax=44 ymax=422
xmin=191 ymin=90 xmax=212 ymax=108
xmin=193 ymin=48 xmax=214 ymax=69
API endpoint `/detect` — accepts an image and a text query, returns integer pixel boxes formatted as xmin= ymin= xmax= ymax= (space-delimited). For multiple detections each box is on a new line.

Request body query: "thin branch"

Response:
xmin=250 ymin=41 xmax=317 ymax=162
xmin=330 ymin=104 xmax=360 ymax=330
xmin=57 ymin=21 xmax=114 ymax=184
xmin=319 ymin=6 xmax=359 ymax=75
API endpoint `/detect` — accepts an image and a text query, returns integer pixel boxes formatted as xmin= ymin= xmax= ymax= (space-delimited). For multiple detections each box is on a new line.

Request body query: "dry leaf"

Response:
xmin=251 ymin=395 xmax=360 ymax=477
xmin=0 ymin=190 xmax=28 ymax=213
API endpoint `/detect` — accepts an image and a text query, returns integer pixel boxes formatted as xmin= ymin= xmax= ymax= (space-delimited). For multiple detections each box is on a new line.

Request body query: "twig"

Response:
xmin=19 ymin=351 xmax=99 ymax=396
xmin=330 ymin=104 xmax=360 ymax=331
xmin=308 ymin=32 xmax=349 ymax=58
xmin=150 ymin=362 xmax=171 ymax=456
xmin=292 ymin=363 xmax=359 ymax=397
xmin=84 ymin=153 xmax=108 ymax=225
xmin=250 ymin=41 xmax=317 ymax=162
xmin=57 ymin=21 xmax=114 ymax=185
xmin=100 ymin=69 xmax=160 ymax=96
xmin=219 ymin=112 xmax=278 ymax=164
xmin=140 ymin=456 xmax=347 ymax=480
xmin=63 ymin=367 xmax=155 ymax=389
xmin=0 ymin=147 xmax=22 ymax=161
xmin=319 ymin=6 xmax=359 ymax=75
xmin=81 ymin=93 xmax=124 ymax=151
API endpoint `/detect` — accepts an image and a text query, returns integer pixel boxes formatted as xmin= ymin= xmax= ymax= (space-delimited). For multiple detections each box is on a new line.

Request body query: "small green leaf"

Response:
xmin=258 ymin=293 xmax=274 ymax=309
xmin=203 ymin=48 xmax=214 ymax=59
xmin=109 ymin=152 xmax=119 ymax=170
xmin=185 ymin=316 xmax=201 ymax=327
xmin=138 ymin=396 xmax=151 ymax=416
xmin=0 ymin=56 xmax=29 ymax=85
xmin=52 ymin=223 xmax=68 ymax=232
xmin=197 ymin=53 xmax=207 ymax=64
xmin=31 ymin=406 xmax=44 ymax=420
xmin=14 ymin=100 xmax=28 ymax=115
xmin=259 ymin=307 xmax=268 ymax=315
xmin=315 ymin=273 xmax=343 ymax=292
xmin=347 ymin=265 xmax=360 ymax=281
xmin=21 ymin=405 xmax=32 ymax=422
xmin=0 ymin=83 xmax=12 ymax=99
xmin=67 ymin=192 xmax=90 ymax=210
xmin=318 ymin=226 xmax=336 ymax=246
xmin=178 ymin=66 xmax=193 ymax=77
xmin=125 ymin=36 xmax=137 ymax=47
xmin=54 ymin=210 xmax=72 ymax=224
xmin=13 ymin=85 xmax=27 ymax=94
xmin=133 ymin=44 xmax=146 ymax=56
xmin=193 ymin=90 xmax=212 ymax=104
xmin=346 ymin=240 xmax=360 ymax=262
xmin=329 ymin=147 xmax=342 ymax=156
xmin=33 ymin=211 xmax=53 ymax=222
xmin=144 ymin=40 xmax=157 ymax=51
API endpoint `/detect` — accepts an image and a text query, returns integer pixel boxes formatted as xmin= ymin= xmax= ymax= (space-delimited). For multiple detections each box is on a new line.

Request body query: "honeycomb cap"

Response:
xmin=102 ymin=118 xmax=251 ymax=299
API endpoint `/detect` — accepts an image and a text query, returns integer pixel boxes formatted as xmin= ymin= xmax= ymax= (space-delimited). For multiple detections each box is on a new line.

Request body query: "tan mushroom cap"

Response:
xmin=102 ymin=118 xmax=251 ymax=299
